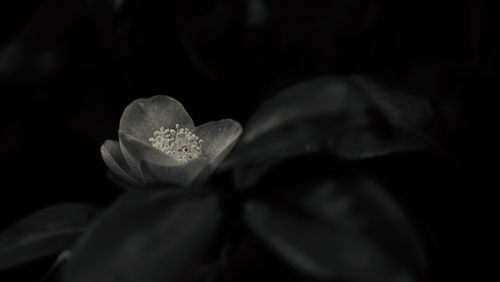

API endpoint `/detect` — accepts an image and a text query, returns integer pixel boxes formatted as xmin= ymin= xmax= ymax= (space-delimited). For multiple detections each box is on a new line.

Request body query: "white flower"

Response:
xmin=101 ymin=95 xmax=242 ymax=187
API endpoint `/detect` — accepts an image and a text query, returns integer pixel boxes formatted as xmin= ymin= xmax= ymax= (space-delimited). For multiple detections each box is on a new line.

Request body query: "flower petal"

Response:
xmin=140 ymin=159 xmax=207 ymax=187
xmin=119 ymin=137 xmax=142 ymax=180
xmin=101 ymin=140 xmax=141 ymax=185
xmin=119 ymin=95 xmax=195 ymax=143
xmin=119 ymin=130 xmax=182 ymax=177
xmin=192 ymin=119 xmax=243 ymax=184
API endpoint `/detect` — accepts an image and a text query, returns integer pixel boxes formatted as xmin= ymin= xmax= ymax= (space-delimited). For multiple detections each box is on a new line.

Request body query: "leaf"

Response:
xmin=0 ymin=203 xmax=99 ymax=270
xmin=64 ymin=188 xmax=220 ymax=282
xmin=245 ymin=173 xmax=427 ymax=281
xmin=225 ymin=76 xmax=438 ymax=188
xmin=0 ymin=0 xmax=87 ymax=85
xmin=220 ymin=232 xmax=308 ymax=282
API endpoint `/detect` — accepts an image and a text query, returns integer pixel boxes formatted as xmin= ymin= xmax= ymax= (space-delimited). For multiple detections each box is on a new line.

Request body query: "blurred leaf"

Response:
xmin=64 ymin=188 xmax=220 ymax=282
xmin=225 ymin=76 xmax=438 ymax=188
xmin=86 ymin=0 xmax=140 ymax=58
xmin=245 ymin=173 xmax=427 ymax=281
xmin=0 ymin=203 xmax=99 ymax=270
xmin=220 ymin=231 xmax=307 ymax=282
xmin=175 ymin=0 xmax=242 ymax=79
xmin=0 ymin=0 xmax=87 ymax=85
xmin=87 ymin=0 xmax=128 ymax=27
xmin=175 ymin=1 xmax=369 ymax=80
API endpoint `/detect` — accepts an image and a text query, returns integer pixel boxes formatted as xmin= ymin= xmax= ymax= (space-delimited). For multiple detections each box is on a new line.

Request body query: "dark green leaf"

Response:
xmin=64 ymin=188 xmax=220 ymax=282
xmin=225 ymin=76 xmax=438 ymax=188
xmin=245 ymin=174 xmax=427 ymax=281
xmin=0 ymin=203 xmax=99 ymax=269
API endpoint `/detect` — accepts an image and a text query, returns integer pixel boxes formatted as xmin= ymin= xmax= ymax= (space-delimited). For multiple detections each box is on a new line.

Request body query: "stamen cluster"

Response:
xmin=148 ymin=124 xmax=202 ymax=163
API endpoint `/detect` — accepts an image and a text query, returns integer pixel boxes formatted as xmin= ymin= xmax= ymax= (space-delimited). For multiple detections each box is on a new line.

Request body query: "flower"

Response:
xmin=100 ymin=95 xmax=242 ymax=187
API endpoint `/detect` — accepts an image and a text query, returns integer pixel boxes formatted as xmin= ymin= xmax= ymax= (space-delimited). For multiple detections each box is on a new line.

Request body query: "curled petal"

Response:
xmin=119 ymin=137 xmax=142 ymax=180
xmin=192 ymin=119 xmax=242 ymax=184
xmin=100 ymin=140 xmax=141 ymax=185
xmin=119 ymin=131 xmax=181 ymax=179
xmin=119 ymin=95 xmax=195 ymax=143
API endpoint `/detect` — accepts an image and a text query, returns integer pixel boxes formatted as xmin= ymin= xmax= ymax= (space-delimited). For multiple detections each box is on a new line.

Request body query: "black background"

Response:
xmin=0 ymin=0 xmax=495 ymax=281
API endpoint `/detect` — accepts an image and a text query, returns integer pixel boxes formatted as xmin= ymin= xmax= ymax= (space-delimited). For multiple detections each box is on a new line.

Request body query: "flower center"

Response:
xmin=148 ymin=124 xmax=203 ymax=163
